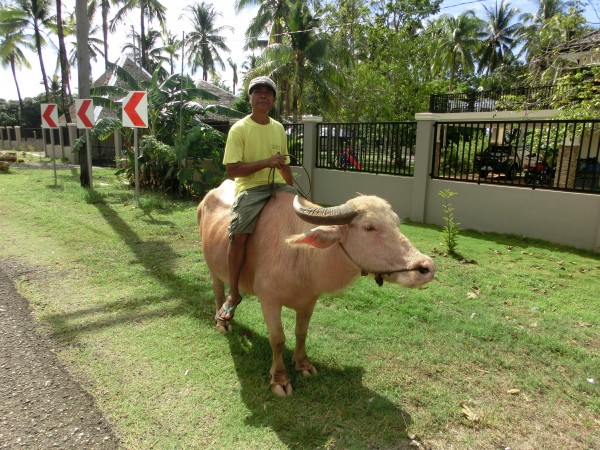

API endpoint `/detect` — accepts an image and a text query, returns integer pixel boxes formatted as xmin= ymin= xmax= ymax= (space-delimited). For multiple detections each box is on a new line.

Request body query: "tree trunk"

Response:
xmin=34 ymin=23 xmax=50 ymax=102
xmin=56 ymin=0 xmax=72 ymax=122
xmin=140 ymin=6 xmax=147 ymax=70
xmin=102 ymin=0 xmax=110 ymax=69
xmin=76 ymin=0 xmax=91 ymax=187
xmin=10 ymin=58 xmax=24 ymax=121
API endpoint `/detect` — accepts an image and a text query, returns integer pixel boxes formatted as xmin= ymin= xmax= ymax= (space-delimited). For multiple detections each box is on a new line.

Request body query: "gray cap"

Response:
xmin=248 ymin=76 xmax=276 ymax=96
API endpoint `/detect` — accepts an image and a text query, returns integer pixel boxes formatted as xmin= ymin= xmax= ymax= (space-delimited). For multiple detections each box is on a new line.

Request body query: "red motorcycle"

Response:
xmin=523 ymin=153 xmax=554 ymax=185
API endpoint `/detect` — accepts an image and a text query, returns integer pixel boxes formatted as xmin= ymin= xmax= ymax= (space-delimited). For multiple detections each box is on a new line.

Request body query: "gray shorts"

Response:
xmin=229 ymin=184 xmax=297 ymax=239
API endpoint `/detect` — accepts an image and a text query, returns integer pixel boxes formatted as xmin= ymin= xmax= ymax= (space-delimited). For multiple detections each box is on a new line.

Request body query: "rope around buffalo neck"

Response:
xmin=337 ymin=242 xmax=422 ymax=287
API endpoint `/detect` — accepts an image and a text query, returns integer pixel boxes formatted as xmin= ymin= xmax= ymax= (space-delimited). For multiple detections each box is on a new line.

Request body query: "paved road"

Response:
xmin=0 ymin=261 xmax=119 ymax=449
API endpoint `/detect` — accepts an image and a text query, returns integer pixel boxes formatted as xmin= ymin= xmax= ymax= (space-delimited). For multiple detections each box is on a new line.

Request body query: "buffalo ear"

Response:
xmin=286 ymin=226 xmax=341 ymax=249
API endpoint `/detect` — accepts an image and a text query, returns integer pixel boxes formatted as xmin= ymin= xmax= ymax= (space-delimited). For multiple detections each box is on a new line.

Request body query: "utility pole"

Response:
xmin=76 ymin=0 xmax=91 ymax=187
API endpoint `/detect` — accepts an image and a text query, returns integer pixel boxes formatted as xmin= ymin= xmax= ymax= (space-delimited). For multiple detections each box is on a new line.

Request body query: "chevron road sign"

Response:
xmin=41 ymin=104 xmax=59 ymax=129
xmin=76 ymin=99 xmax=95 ymax=129
xmin=122 ymin=91 xmax=148 ymax=128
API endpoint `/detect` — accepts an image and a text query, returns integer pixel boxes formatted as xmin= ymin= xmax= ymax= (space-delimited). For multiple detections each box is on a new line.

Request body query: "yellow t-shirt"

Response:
xmin=223 ymin=115 xmax=288 ymax=194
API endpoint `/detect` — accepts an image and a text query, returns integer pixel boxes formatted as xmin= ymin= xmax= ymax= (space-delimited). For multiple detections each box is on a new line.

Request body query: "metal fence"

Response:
xmin=429 ymin=85 xmax=574 ymax=113
xmin=313 ymin=122 xmax=417 ymax=176
xmin=284 ymin=123 xmax=304 ymax=166
xmin=432 ymin=120 xmax=600 ymax=194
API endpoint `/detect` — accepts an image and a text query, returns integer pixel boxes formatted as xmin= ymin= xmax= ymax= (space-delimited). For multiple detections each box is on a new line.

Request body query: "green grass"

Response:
xmin=0 ymin=167 xmax=599 ymax=449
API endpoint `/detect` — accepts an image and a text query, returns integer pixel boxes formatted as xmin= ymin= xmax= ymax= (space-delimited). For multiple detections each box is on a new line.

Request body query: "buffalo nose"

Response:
xmin=417 ymin=259 xmax=436 ymax=278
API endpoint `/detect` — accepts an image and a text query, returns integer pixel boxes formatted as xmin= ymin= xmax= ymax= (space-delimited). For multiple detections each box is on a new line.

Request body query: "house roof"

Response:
xmin=91 ymin=55 xmax=152 ymax=121
xmin=557 ymin=30 xmax=600 ymax=54
xmin=194 ymin=80 xmax=238 ymax=124
xmin=556 ymin=30 xmax=600 ymax=66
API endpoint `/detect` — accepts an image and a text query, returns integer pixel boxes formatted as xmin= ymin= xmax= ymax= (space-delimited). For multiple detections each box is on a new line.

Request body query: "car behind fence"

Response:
xmin=431 ymin=119 xmax=600 ymax=194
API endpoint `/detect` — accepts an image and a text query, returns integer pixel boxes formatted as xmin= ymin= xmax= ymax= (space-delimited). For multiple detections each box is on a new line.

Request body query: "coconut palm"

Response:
xmin=478 ymin=0 xmax=522 ymax=75
xmin=433 ymin=11 xmax=484 ymax=91
xmin=184 ymin=1 xmax=232 ymax=82
xmin=160 ymin=30 xmax=181 ymax=75
xmin=235 ymin=0 xmax=289 ymax=48
xmin=110 ymin=0 xmax=167 ymax=71
xmin=0 ymin=31 xmax=33 ymax=119
xmin=227 ymin=57 xmax=238 ymax=94
xmin=100 ymin=0 xmax=122 ymax=69
xmin=65 ymin=1 xmax=104 ymax=71
xmin=253 ymin=1 xmax=343 ymax=118
xmin=0 ymin=0 xmax=55 ymax=101
xmin=55 ymin=0 xmax=71 ymax=120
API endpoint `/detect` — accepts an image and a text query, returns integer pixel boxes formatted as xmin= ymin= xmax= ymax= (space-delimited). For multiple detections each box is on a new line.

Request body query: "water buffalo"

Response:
xmin=197 ymin=179 xmax=435 ymax=396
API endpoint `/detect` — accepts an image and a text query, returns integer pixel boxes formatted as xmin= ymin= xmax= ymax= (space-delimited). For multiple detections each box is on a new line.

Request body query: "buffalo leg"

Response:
xmin=260 ymin=302 xmax=292 ymax=396
xmin=210 ymin=270 xmax=229 ymax=332
xmin=293 ymin=303 xmax=318 ymax=376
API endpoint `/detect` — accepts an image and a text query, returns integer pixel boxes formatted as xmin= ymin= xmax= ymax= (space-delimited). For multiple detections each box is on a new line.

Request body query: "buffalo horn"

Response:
xmin=293 ymin=195 xmax=358 ymax=225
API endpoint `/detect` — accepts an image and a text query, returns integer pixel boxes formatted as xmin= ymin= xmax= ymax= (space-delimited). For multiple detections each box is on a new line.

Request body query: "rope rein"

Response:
xmin=338 ymin=242 xmax=424 ymax=287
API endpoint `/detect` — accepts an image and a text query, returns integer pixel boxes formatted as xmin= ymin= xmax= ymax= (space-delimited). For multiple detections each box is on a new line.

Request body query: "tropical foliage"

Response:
xmin=0 ymin=0 xmax=597 ymax=195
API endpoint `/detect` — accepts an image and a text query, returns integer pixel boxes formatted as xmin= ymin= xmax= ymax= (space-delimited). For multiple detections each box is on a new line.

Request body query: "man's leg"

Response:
xmin=217 ymin=233 xmax=249 ymax=320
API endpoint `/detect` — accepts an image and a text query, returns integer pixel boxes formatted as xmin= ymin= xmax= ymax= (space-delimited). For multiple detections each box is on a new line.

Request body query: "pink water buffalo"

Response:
xmin=197 ymin=180 xmax=435 ymax=396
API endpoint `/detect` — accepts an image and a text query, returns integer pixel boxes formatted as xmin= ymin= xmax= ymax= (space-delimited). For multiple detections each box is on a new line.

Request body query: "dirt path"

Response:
xmin=0 ymin=260 xmax=119 ymax=449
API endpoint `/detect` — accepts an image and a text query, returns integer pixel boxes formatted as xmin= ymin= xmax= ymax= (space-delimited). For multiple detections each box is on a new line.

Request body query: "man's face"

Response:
xmin=249 ymin=86 xmax=275 ymax=113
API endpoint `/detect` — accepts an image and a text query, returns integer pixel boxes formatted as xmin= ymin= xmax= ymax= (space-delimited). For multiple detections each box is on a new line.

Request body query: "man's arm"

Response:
xmin=226 ymin=153 xmax=288 ymax=179
xmin=279 ymin=164 xmax=294 ymax=186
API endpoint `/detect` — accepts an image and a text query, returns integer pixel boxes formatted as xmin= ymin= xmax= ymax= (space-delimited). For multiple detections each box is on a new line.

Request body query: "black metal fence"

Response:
xmin=314 ymin=122 xmax=417 ymax=176
xmin=20 ymin=128 xmax=44 ymax=141
xmin=284 ymin=123 xmax=304 ymax=166
xmin=429 ymin=85 xmax=574 ymax=113
xmin=432 ymin=120 xmax=600 ymax=194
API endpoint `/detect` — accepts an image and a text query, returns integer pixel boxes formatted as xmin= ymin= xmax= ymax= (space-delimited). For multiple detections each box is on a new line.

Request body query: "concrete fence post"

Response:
xmin=67 ymin=123 xmax=79 ymax=164
xmin=115 ymin=131 xmax=122 ymax=168
xmin=6 ymin=126 xmax=13 ymax=150
xmin=299 ymin=115 xmax=322 ymax=200
xmin=14 ymin=126 xmax=22 ymax=150
xmin=411 ymin=113 xmax=438 ymax=223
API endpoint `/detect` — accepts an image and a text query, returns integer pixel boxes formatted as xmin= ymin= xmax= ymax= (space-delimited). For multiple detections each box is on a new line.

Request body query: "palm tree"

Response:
xmin=110 ymin=0 xmax=167 ymax=71
xmin=184 ymin=2 xmax=232 ymax=82
xmin=254 ymin=1 xmax=343 ymax=118
xmin=0 ymin=31 xmax=33 ymax=120
xmin=519 ymin=0 xmax=569 ymax=78
xmin=478 ymin=0 xmax=522 ymax=75
xmin=227 ymin=57 xmax=238 ymax=94
xmin=235 ymin=0 xmax=289 ymax=48
xmin=100 ymin=0 xmax=122 ymax=69
xmin=160 ymin=30 xmax=181 ymax=75
xmin=0 ymin=0 xmax=54 ymax=101
xmin=65 ymin=1 xmax=104 ymax=72
xmin=433 ymin=12 xmax=484 ymax=91
xmin=55 ymin=0 xmax=71 ymax=120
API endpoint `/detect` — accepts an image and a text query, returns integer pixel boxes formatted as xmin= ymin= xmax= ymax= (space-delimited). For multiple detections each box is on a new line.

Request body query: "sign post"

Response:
xmin=75 ymin=99 xmax=96 ymax=190
xmin=121 ymin=91 xmax=148 ymax=205
xmin=40 ymin=103 xmax=59 ymax=185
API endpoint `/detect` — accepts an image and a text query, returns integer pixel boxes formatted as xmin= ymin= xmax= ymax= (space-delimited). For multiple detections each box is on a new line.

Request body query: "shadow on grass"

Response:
xmin=43 ymin=200 xmax=213 ymax=338
xmin=226 ymin=324 xmax=414 ymax=449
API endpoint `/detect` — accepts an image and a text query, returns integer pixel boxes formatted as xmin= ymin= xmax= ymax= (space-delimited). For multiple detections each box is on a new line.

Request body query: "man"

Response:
xmin=217 ymin=76 xmax=295 ymax=322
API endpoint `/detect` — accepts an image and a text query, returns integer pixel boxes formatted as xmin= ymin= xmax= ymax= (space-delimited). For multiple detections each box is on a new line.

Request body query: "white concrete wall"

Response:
xmin=295 ymin=115 xmax=600 ymax=253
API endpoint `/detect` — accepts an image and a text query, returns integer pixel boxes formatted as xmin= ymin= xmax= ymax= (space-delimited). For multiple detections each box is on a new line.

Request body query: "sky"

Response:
xmin=1 ymin=0 xmax=599 ymax=102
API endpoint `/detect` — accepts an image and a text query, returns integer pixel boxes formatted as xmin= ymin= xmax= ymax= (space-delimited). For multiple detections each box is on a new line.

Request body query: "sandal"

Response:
xmin=215 ymin=296 xmax=242 ymax=321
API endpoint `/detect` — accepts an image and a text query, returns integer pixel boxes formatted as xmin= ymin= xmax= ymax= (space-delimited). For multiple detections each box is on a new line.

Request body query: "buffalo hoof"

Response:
xmin=214 ymin=317 xmax=232 ymax=332
xmin=300 ymin=366 xmax=318 ymax=376
xmin=271 ymin=382 xmax=293 ymax=397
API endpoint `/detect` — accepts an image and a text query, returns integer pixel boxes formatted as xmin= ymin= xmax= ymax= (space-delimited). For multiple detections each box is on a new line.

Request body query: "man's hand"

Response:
xmin=266 ymin=153 xmax=287 ymax=169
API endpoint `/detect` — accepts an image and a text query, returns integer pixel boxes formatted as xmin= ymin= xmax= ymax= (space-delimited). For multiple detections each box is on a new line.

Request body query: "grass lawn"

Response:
xmin=0 ymin=165 xmax=598 ymax=449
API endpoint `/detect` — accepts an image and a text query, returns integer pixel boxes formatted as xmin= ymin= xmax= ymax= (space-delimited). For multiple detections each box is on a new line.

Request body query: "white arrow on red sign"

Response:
xmin=122 ymin=91 xmax=148 ymax=128
xmin=75 ymin=99 xmax=95 ymax=129
xmin=41 ymin=103 xmax=59 ymax=129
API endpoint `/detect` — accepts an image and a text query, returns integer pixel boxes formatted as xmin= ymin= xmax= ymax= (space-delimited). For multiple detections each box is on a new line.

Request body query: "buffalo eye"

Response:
xmin=363 ymin=224 xmax=376 ymax=232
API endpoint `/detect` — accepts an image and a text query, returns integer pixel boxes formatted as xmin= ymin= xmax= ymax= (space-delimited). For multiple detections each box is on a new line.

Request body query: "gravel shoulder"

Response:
xmin=0 ymin=260 xmax=119 ymax=449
